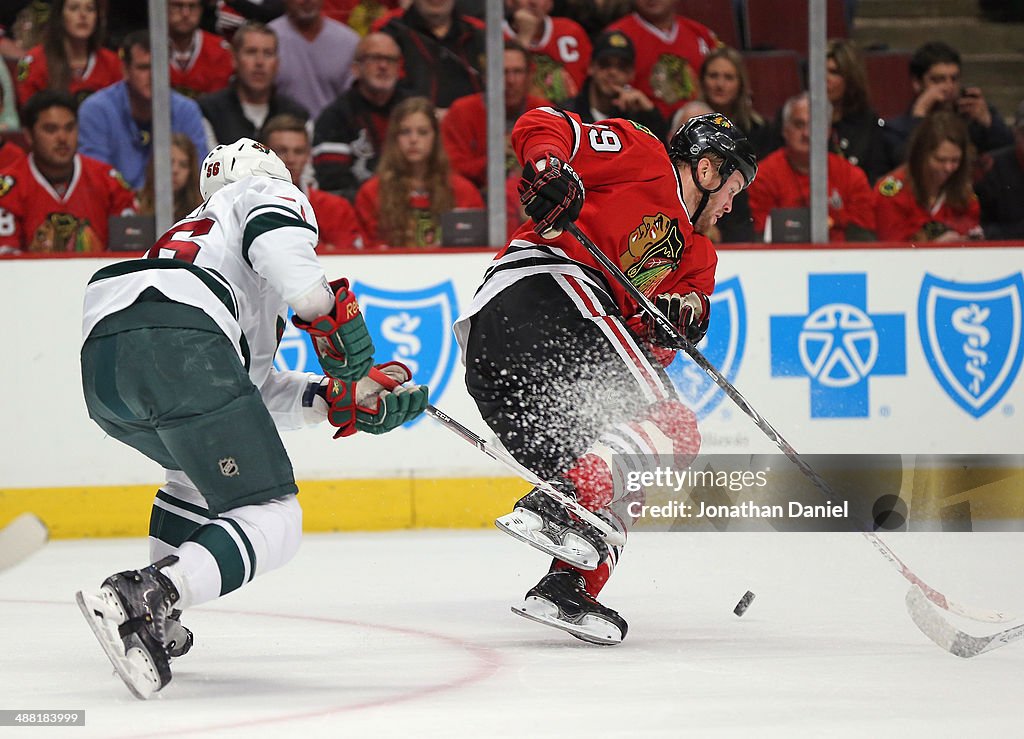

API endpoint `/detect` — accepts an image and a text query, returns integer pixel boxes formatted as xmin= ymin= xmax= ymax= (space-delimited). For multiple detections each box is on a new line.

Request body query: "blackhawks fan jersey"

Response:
xmin=82 ymin=176 xmax=331 ymax=428
xmin=170 ymin=29 xmax=235 ymax=98
xmin=455 ymin=106 xmax=717 ymax=346
xmin=16 ymin=45 xmax=122 ymax=106
xmin=0 ymin=153 xmax=135 ymax=254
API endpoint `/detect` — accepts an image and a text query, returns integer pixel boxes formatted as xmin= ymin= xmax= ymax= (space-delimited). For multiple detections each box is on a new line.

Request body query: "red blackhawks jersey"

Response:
xmin=170 ymin=30 xmax=235 ymax=98
xmin=608 ymin=13 xmax=719 ymax=119
xmin=0 ymin=153 xmax=135 ymax=254
xmin=747 ymin=149 xmax=876 ymax=241
xmin=503 ymin=17 xmax=592 ymax=105
xmin=873 ymin=167 xmax=981 ymax=242
xmin=457 ymin=107 xmax=716 ymax=335
xmin=16 ymin=45 xmax=122 ymax=106
xmin=306 ymin=186 xmax=364 ymax=251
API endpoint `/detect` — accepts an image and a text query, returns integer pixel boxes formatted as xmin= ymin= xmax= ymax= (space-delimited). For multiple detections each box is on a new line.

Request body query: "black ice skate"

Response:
xmin=495 ymin=479 xmax=610 ymax=570
xmin=76 ymin=556 xmax=181 ymax=699
xmin=166 ymin=609 xmax=193 ymax=659
xmin=512 ymin=570 xmax=627 ymax=645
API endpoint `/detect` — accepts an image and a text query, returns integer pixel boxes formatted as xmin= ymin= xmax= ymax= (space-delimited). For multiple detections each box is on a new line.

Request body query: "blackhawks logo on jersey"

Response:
xmin=0 ymin=175 xmax=15 ymax=198
xmin=16 ymin=55 xmax=33 ymax=82
xmin=622 ymin=213 xmax=684 ymax=296
xmin=878 ymin=176 xmax=903 ymax=197
xmin=648 ymin=54 xmax=697 ymax=107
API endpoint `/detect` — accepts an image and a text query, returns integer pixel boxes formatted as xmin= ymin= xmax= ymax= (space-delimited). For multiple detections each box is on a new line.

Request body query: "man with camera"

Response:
xmin=884 ymin=41 xmax=1013 ymax=162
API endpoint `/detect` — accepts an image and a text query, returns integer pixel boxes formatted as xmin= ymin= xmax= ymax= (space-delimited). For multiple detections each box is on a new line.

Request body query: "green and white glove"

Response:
xmin=292 ymin=278 xmax=374 ymax=382
xmin=321 ymin=361 xmax=429 ymax=438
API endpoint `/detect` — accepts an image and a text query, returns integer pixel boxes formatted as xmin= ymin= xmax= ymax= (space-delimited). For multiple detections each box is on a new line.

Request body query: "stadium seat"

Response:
xmin=864 ymin=49 xmax=915 ymax=118
xmin=742 ymin=50 xmax=803 ymax=122
xmin=744 ymin=0 xmax=847 ymax=57
xmin=676 ymin=0 xmax=742 ymax=50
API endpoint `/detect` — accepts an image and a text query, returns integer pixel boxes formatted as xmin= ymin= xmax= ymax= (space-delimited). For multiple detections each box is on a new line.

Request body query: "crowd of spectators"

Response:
xmin=0 ymin=0 xmax=1022 ymax=253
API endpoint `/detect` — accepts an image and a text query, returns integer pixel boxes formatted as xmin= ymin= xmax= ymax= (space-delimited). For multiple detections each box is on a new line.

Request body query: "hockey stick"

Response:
xmin=566 ymin=222 xmax=1012 ymax=624
xmin=905 ymin=587 xmax=1024 ymax=658
xmin=368 ymin=368 xmax=627 ymax=547
xmin=0 ymin=513 xmax=49 ymax=572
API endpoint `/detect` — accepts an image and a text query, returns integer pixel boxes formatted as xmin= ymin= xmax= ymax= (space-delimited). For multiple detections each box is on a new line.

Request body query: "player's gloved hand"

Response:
xmin=322 ymin=361 xmax=429 ymax=438
xmin=292 ymin=278 xmax=374 ymax=382
xmin=644 ymin=291 xmax=711 ymax=346
xmin=518 ymin=154 xmax=584 ymax=238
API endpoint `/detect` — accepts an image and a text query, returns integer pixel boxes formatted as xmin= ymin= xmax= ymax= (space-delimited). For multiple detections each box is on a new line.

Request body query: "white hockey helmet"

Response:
xmin=199 ymin=137 xmax=290 ymax=200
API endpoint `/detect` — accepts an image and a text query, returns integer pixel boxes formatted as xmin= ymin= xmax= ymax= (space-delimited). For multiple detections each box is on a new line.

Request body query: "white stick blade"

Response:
xmin=0 ymin=513 xmax=49 ymax=572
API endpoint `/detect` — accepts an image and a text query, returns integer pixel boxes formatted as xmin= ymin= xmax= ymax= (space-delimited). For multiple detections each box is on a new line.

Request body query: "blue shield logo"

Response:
xmin=918 ymin=273 xmax=1024 ymax=418
xmin=351 ymin=280 xmax=459 ymax=419
xmin=665 ymin=276 xmax=747 ymax=419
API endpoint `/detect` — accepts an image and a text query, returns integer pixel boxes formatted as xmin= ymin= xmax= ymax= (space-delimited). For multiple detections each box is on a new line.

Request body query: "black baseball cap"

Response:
xmin=593 ymin=30 xmax=635 ymax=64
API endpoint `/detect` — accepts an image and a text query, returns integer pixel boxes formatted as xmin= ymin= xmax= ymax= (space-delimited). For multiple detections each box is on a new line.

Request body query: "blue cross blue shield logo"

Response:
xmin=665 ymin=276 xmax=746 ymax=419
xmin=351 ymin=280 xmax=459 ymax=421
xmin=918 ymin=273 xmax=1024 ymax=418
xmin=771 ymin=274 xmax=906 ymax=418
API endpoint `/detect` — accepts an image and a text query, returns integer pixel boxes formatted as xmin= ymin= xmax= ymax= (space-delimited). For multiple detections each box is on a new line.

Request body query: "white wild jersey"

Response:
xmin=82 ymin=176 xmax=332 ymax=428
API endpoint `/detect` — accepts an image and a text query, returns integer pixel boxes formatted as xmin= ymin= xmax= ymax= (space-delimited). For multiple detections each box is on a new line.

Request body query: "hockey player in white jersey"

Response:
xmin=76 ymin=138 xmax=429 ymax=699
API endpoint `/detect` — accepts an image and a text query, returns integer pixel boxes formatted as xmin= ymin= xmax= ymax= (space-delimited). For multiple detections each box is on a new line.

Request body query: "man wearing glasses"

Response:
xmin=312 ymin=32 xmax=408 ymax=201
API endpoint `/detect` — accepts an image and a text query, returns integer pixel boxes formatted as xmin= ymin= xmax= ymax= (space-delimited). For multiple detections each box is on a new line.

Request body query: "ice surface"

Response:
xmin=1 ymin=531 xmax=1021 ymax=737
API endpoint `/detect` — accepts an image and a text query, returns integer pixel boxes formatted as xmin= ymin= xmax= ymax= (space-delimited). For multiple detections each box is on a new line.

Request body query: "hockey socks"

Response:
xmin=159 ymin=494 xmax=302 ymax=609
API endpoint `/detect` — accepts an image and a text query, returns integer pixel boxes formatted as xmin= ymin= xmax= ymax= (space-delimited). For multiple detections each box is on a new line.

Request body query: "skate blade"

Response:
xmin=75 ymin=590 xmax=162 ymax=700
xmin=494 ymin=513 xmax=600 ymax=570
xmin=511 ymin=599 xmax=622 ymax=645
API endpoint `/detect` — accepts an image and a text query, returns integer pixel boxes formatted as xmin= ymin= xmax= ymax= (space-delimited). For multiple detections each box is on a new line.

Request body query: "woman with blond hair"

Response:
xmin=874 ymin=111 xmax=981 ymax=242
xmin=135 ymin=133 xmax=203 ymax=223
xmin=355 ymin=96 xmax=483 ymax=248
xmin=16 ymin=0 xmax=121 ymax=106
xmin=699 ymin=46 xmax=771 ymax=156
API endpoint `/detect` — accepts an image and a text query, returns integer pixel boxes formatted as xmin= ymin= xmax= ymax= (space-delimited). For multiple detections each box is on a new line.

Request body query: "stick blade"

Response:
xmin=905 ymin=586 xmax=1024 ymax=658
xmin=0 ymin=513 xmax=49 ymax=572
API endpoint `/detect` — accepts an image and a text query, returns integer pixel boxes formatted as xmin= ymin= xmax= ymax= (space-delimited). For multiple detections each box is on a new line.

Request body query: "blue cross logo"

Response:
xmin=771 ymin=274 xmax=906 ymax=418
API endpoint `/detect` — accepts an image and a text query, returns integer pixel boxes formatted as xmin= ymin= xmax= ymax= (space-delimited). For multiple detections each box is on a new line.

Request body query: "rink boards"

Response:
xmin=1 ymin=245 xmax=1021 ymax=536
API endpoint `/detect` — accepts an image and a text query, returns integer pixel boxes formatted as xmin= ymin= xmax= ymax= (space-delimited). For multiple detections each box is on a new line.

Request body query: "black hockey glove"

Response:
xmin=518 ymin=155 xmax=584 ymax=238
xmin=644 ymin=291 xmax=711 ymax=346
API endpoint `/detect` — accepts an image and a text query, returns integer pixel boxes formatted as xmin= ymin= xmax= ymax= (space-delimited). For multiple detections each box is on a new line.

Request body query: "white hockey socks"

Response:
xmin=160 ymin=494 xmax=302 ymax=609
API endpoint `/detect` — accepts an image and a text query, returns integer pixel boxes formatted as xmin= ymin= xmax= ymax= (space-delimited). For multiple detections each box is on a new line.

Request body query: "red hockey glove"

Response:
xmin=292 ymin=278 xmax=374 ymax=382
xmin=518 ymin=154 xmax=584 ymax=238
xmin=625 ymin=313 xmax=677 ymax=366
xmin=644 ymin=291 xmax=711 ymax=346
xmin=322 ymin=362 xmax=429 ymax=438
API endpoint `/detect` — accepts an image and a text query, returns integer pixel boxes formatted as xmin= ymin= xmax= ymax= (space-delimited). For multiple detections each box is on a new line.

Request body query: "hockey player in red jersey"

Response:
xmin=455 ymin=107 xmax=757 ymax=643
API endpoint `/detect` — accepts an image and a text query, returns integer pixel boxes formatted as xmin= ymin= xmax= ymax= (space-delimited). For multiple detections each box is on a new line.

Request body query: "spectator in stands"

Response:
xmin=355 ymin=96 xmax=483 ymax=248
xmin=875 ymin=110 xmax=981 ymax=242
xmin=698 ymin=46 xmax=773 ymax=158
xmin=312 ymin=31 xmax=406 ymax=201
xmin=885 ymin=41 xmax=1013 ymax=163
xmin=78 ymin=30 xmax=209 ymax=189
xmin=269 ymin=0 xmax=359 ymax=120
xmin=503 ymin=0 xmax=591 ymax=105
xmin=562 ymin=29 xmax=665 ymax=141
xmin=442 ymin=39 xmax=548 ymax=191
xmin=215 ymin=0 xmax=285 ymax=39
xmin=379 ymin=0 xmax=485 ymax=112
xmin=168 ymin=0 xmax=235 ymax=98
xmin=199 ymin=21 xmax=307 ymax=145
xmin=825 ymin=38 xmax=895 ymax=184
xmin=975 ymin=101 xmax=1024 ymax=239
xmin=0 ymin=91 xmax=134 ymax=254
xmin=0 ymin=61 xmax=19 ymax=132
xmin=261 ymin=113 xmax=364 ymax=250
xmin=15 ymin=0 xmax=121 ymax=107
xmin=748 ymin=92 xmax=876 ymax=242
xmin=553 ymin=0 xmax=631 ymax=38
xmin=134 ymin=132 xmax=203 ymax=223
xmin=608 ymin=0 xmax=719 ymax=120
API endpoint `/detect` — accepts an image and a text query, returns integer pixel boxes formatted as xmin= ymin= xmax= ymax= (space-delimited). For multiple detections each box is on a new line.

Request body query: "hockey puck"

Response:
xmin=733 ymin=590 xmax=756 ymax=617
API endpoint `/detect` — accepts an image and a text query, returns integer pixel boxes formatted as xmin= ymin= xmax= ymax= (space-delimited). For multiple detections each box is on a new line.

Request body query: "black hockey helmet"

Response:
xmin=669 ymin=112 xmax=758 ymax=190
